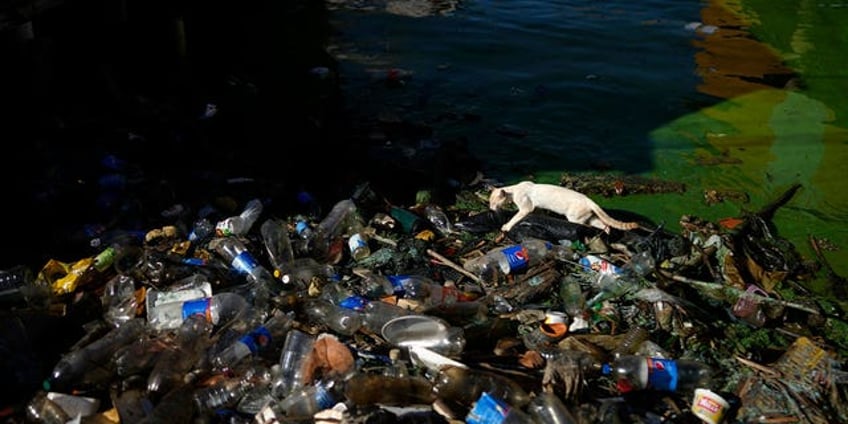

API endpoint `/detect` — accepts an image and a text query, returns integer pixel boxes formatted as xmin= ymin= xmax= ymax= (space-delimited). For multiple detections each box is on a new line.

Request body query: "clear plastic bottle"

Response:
xmin=260 ymin=218 xmax=295 ymax=280
xmin=302 ymin=298 xmax=363 ymax=336
xmin=463 ymin=238 xmax=553 ymax=276
xmin=47 ymin=318 xmax=147 ymax=390
xmin=210 ymin=236 xmax=275 ymax=310
xmin=211 ymin=311 xmax=295 ymax=370
xmin=432 ymin=365 xmax=531 ymax=409
xmin=361 ymin=299 xmax=413 ymax=334
xmin=293 ymin=216 xmax=315 ymax=254
xmin=147 ymin=292 xmax=249 ymax=331
xmin=0 ymin=264 xmax=42 ymax=307
xmin=194 ymin=365 xmax=272 ymax=414
xmin=210 ymin=237 xmax=276 ymax=285
xmin=526 ymin=392 xmax=578 ymax=424
xmin=25 ymin=391 xmax=70 ymax=424
xmin=320 ymin=282 xmax=370 ymax=311
xmin=559 ymin=275 xmax=588 ymax=332
xmin=610 ymin=326 xmax=650 ymax=359
xmin=586 ymin=273 xmax=641 ymax=307
xmin=423 ymin=204 xmax=454 ymax=235
xmin=147 ymin=314 xmax=213 ymax=393
xmin=601 ymin=355 xmax=714 ymax=394
xmin=386 ymin=274 xmax=476 ymax=308
xmin=278 ymin=257 xmax=337 ymax=287
xmin=312 ymin=199 xmax=362 ymax=255
xmin=267 ymin=378 xmax=342 ymax=418
xmin=216 ymin=198 xmax=264 ymax=237
xmin=272 ymin=329 xmax=316 ymax=398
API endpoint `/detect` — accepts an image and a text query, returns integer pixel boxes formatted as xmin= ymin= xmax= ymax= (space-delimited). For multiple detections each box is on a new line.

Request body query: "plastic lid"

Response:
xmin=601 ymin=363 xmax=611 ymax=375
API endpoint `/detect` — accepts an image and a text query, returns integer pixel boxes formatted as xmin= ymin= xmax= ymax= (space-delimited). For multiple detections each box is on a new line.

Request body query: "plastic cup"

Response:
xmin=691 ymin=388 xmax=729 ymax=424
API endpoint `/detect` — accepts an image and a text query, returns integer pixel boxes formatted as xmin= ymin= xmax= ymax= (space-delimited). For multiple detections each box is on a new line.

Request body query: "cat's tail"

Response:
xmin=589 ymin=203 xmax=640 ymax=231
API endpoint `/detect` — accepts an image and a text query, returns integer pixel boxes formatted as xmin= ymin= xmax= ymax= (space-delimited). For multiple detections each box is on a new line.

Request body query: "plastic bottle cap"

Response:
xmin=601 ymin=363 xmax=611 ymax=375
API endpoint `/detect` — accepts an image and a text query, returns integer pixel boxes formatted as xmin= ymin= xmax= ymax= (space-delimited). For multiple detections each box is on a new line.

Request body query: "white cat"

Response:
xmin=488 ymin=181 xmax=641 ymax=233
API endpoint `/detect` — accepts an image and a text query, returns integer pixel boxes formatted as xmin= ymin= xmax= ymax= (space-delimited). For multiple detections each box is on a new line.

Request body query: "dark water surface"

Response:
xmin=328 ymin=0 xmax=848 ymax=280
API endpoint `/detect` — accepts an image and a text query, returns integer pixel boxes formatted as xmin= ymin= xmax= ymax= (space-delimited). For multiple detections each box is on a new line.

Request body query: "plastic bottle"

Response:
xmin=389 ymin=206 xmax=430 ymax=234
xmin=260 ymin=218 xmax=295 ymax=280
xmin=194 ymin=365 xmax=272 ymax=413
xmin=432 ymin=365 xmax=531 ymax=409
xmin=25 ymin=391 xmax=70 ymax=424
xmin=216 ymin=198 xmax=263 ymax=236
xmin=559 ymin=275 xmax=588 ymax=332
xmin=423 ymin=204 xmax=454 ymax=235
xmin=386 ymin=274 xmax=476 ymax=308
xmin=361 ymin=299 xmax=413 ymax=334
xmin=526 ymin=392 xmax=579 ymax=424
xmin=466 ymin=392 xmax=534 ymax=424
xmin=0 ymin=264 xmax=37 ymax=306
xmin=194 ymin=376 xmax=249 ymax=413
xmin=610 ymin=326 xmax=650 ymax=359
xmin=348 ymin=231 xmax=371 ymax=261
xmin=147 ymin=314 xmax=213 ymax=393
xmin=211 ymin=312 xmax=295 ymax=370
xmin=384 ymin=348 xmax=411 ymax=378
xmin=312 ymin=199 xmax=361 ymax=254
xmin=586 ymin=272 xmax=641 ymax=307
xmin=210 ymin=237 xmax=276 ymax=285
xmin=272 ymin=329 xmax=316 ymax=398
xmin=294 ymin=215 xmax=315 ymax=244
xmin=47 ymin=318 xmax=147 ymax=391
xmin=320 ymin=282 xmax=370 ymax=311
xmin=463 ymin=238 xmax=553 ymax=276
xmin=277 ymin=257 xmax=337 ymax=288
xmin=601 ymin=355 xmax=714 ymax=394
xmin=188 ymin=217 xmax=215 ymax=243
xmin=113 ymin=335 xmax=169 ymax=377
xmin=302 ymin=298 xmax=363 ymax=336
xmin=101 ymin=274 xmax=139 ymax=326
xmin=147 ymin=292 xmax=249 ymax=331
xmin=263 ymin=378 xmax=342 ymax=419
xmin=210 ymin=236 xmax=275 ymax=309
xmin=356 ymin=270 xmax=396 ymax=299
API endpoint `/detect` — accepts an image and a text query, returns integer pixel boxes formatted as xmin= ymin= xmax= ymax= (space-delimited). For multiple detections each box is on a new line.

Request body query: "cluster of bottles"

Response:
xmin=15 ymin=184 xmax=727 ymax=424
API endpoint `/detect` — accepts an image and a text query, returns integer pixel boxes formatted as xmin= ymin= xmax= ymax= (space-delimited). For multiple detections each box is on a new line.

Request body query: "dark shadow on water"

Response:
xmin=1 ymin=0 xmax=481 ymax=272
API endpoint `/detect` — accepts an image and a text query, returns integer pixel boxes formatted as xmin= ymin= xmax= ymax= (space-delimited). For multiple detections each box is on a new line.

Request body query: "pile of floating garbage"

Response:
xmin=3 ymin=179 xmax=847 ymax=424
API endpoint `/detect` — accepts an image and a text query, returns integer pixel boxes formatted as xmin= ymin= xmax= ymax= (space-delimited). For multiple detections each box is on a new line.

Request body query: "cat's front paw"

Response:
xmin=500 ymin=224 xmax=512 ymax=232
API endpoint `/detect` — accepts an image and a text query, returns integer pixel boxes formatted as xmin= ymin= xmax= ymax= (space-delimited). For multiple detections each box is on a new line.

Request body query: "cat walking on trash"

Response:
xmin=488 ymin=181 xmax=642 ymax=233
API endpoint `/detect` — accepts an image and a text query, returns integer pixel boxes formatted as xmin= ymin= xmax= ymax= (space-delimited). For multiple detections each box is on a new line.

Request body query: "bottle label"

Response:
xmin=466 ymin=392 xmax=509 ymax=424
xmin=645 ymin=357 xmax=679 ymax=392
xmin=240 ymin=326 xmax=273 ymax=354
xmin=231 ymin=251 xmax=259 ymax=275
xmin=500 ymin=245 xmax=530 ymax=272
xmin=348 ymin=233 xmax=369 ymax=258
xmin=314 ymin=384 xmax=337 ymax=410
xmin=386 ymin=275 xmax=408 ymax=296
xmin=579 ymin=255 xmax=622 ymax=275
xmin=182 ymin=298 xmax=212 ymax=322
xmin=296 ymin=221 xmax=310 ymax=236
xmin=338 ymin=295 xmax=369 ymax=311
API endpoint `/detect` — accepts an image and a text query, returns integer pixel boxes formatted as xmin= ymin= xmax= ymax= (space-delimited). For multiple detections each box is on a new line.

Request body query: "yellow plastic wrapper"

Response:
xmin=50 ymin=257 xmax=94 ymax=295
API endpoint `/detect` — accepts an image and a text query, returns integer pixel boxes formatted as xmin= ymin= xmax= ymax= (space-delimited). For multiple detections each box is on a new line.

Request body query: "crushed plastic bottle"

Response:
xmin=216 ymin=198 xmax=264 ymax=237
